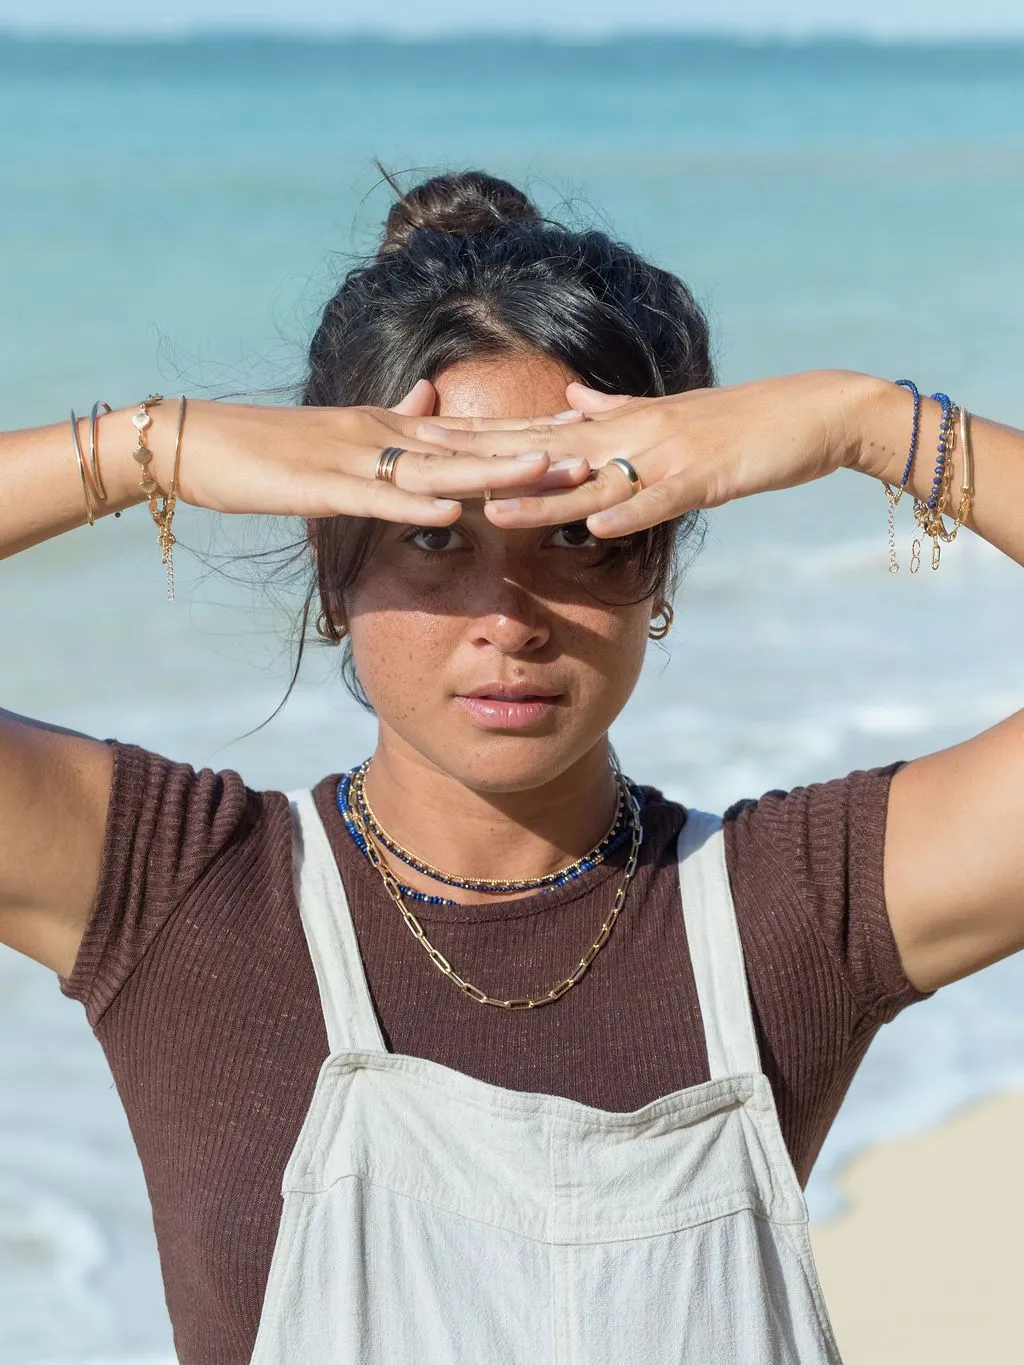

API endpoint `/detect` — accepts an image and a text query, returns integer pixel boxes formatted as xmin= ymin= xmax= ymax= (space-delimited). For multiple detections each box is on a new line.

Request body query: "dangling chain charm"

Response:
xmin=152 ymin=396 xmax=188 ymax=601
xmin=885 ymin=485 xmax=899 ymax=574
xmin=130 ymin=393 xmax=188 ymax=601
xmin=882 ymin=379 xmax=922 ymax=572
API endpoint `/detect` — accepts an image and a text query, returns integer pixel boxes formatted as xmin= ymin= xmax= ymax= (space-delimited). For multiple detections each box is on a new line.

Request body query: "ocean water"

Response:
xmin=1 ymin=33 xmax=1023 ymax=1362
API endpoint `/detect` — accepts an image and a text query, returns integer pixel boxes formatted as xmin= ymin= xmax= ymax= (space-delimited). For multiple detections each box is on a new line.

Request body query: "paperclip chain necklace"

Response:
xmin=345 ymin=772 xmax=644 ymax=1010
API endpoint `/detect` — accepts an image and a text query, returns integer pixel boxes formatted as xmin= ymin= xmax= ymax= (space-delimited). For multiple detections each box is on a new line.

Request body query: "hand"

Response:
xmin=148 ymin=380 xmax=590 ymax=525
xmin=417 ymin=371 xmax=877 ymax=536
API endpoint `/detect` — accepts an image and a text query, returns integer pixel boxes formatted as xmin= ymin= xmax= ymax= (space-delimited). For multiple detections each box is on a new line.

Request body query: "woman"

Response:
xmin=1 ymin=170 xmax=1022 ymax=1364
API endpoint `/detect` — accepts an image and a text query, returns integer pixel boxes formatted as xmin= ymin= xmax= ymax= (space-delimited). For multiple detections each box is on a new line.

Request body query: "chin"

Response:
xmin=422 ymin=733 xmax=592 ymax=795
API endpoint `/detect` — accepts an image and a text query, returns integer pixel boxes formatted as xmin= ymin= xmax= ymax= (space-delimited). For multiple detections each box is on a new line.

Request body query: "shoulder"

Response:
xmin=722 ymin=763 xmax=902 ymax=895
xmin=106 ymin=739 xmax=295 ymax=885
xmin=60 ymin=740 xmax=301 ymax=1023
xmin=719 ymin=762 xmax=929 ymax=1020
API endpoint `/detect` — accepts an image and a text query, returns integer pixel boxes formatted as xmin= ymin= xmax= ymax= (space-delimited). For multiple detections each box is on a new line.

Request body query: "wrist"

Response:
xmin=824 ymin=371 xmax=900 ymax=477
xmin=835 ymin=372 xmax=914 ymax=482
xmin=98 ymin=398 xmax=181 ymax=512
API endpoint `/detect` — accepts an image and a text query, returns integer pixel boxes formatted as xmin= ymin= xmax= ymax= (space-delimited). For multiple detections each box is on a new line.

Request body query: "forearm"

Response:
xmin=0 ymin=404 xmax=180 ymax=558
xmin=842 ymin=372 xmax=1024 ymax=567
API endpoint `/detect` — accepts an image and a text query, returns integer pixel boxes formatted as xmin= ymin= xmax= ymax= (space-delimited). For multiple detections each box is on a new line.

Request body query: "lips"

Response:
xmin=461 ymin=683 xmax=561 ymax=701
xmin=455 ymin=683 xmax=563 ymax=730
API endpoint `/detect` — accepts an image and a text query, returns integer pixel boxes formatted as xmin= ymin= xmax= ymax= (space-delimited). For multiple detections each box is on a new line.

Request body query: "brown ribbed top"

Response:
xmin=59 ymin=742 xmax=929 ymax=1364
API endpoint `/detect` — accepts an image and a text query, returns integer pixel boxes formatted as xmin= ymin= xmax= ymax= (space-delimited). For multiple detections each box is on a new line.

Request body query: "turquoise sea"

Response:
xmin=1 ymin=34 xmax=1023 ymax=1362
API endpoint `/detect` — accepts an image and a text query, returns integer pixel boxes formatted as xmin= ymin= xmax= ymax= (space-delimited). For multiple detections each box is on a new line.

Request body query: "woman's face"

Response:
xmin=345 ymin=352 xmax=655 ymax=793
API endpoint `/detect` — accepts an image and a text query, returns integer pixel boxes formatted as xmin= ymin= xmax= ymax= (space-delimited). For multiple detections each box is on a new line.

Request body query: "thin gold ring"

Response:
xmin=606 ymin=457 xmax=643 ymax=497
xmin=375 ymin=446 xmax=406 ymax=484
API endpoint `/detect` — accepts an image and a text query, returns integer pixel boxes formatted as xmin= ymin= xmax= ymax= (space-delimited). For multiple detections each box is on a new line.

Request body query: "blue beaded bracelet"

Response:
xmin=909 ymin=391 xmax=960 ymax=571
xmin=925 ymin=391 xmax=954 ymax=512
xmin=892 ymin=379 xmax=922 ymax=498
xmin=884 ymin=379 xmax=924 ymax=571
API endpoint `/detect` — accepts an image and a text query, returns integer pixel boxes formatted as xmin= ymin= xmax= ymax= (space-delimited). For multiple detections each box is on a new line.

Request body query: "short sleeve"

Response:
xmin=58 ymin=740 xmax=258 ymax=1026
xmin=723 ymin=761 xmax=934 ymax=1024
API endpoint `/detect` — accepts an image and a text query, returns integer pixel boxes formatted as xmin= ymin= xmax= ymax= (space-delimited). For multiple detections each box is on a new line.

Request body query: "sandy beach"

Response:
xmin=811 ymin=1089 xmax=1024 ymax=1364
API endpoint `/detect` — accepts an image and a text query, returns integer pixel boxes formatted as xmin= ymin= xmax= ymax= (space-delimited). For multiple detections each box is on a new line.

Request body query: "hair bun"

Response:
xmin=378 ymin=169 xmax=541 ymax=255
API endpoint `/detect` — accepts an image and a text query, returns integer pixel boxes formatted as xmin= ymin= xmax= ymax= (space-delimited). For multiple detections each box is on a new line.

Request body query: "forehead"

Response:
xmin=433 ymin=351 xmax=575 ymax=419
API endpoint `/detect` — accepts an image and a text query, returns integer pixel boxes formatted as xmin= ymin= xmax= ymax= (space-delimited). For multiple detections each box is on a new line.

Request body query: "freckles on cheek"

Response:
xmin=350 ymin=604 xmax=461 ymax=723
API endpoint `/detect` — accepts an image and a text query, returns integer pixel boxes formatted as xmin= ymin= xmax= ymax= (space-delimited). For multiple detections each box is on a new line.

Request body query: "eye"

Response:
xmin=406 ymin=525 xmax=466 ymax=554
xmin=547 ymin=521 xmax=599 ymax=549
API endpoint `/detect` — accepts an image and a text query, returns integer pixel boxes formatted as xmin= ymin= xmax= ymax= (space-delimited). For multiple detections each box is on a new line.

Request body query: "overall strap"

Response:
xmin=676 ymin=810 xmax=763 ymax=1081
xmin=286 ymin=789 xmax=388 ymax=1056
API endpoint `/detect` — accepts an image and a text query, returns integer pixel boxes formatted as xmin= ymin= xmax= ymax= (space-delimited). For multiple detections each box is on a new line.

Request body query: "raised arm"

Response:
xmin=0 ymin=387 xmax=566 ymax=974
xmin=421 ymin=371 xmax=1024 ymax=993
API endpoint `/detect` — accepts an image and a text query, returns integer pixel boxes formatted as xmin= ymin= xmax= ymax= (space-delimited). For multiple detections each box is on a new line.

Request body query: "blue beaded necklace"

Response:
xmin=336 ymin=762 xmax=644 ymax=905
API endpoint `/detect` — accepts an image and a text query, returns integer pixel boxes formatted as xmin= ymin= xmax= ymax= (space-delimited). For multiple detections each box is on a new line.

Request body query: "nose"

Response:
xmin=468 ymin=577 xmax=551 ymax=656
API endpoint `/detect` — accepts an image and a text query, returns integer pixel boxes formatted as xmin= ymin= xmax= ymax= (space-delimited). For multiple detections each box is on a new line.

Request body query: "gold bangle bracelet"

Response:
xmin=88 ymin=400 xmax=113 ymax=503
xmin=69 ymin=409 xmax=96 ymax=526
xmin=955 ymin=406 xmax=975 ymax=528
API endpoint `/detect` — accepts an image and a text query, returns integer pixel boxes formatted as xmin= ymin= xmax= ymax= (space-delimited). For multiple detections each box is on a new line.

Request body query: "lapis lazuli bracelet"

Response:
xmin=892 ymin=378 xmax=922 ymax=499
xmin=885 ymin=378 xmax=924 ymax=572
xmin=925 ymin=391 xmax=955 ymax=512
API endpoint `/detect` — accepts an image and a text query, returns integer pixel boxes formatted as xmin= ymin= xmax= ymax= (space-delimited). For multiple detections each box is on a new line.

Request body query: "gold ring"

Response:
xmin=375 ymin=446 xmax=406 ymax=484
xmin=483 ymin=488 xmax=493 ymax=503
xmin=606 ymin=457 xmax=643 ymax=497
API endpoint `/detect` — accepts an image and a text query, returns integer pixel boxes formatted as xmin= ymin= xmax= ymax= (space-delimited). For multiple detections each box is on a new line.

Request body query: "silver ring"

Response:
xmin=606 ymin=457 xmax=643 ymax=497
xmin=375 ymin=447 xmax=406 ymax=484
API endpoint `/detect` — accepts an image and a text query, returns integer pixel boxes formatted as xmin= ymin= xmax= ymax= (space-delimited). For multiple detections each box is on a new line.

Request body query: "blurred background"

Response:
xmin=1 ymin=1 xmax=1023 ymax=1360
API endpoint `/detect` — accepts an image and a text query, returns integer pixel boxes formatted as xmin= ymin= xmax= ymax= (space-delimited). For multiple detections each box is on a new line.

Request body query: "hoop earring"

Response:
xmin=315 ymin=609 xmax=348 ymax=643
xmin=648 ymin=602 xmax=674 ymax=641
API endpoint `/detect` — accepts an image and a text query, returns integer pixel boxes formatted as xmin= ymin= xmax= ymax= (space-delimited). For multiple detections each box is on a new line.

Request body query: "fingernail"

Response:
xmin=552 ymin=409 xmax=582 ymax=421
xmin=587 ymin=511 xmax=621 ymax=533
xmin=432 ymin=499 xmax=459 ymax=511
xmin=552 ymin=457 xmax=586 ymax=472
xmin=487 ymin=497 xmax=520 ymax=512
xmin=514 ymin=451 xmax=547 ymax=463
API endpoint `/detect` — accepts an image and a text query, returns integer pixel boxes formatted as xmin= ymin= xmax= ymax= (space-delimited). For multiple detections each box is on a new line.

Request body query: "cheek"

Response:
xmin=347 ymin=594 xmax=460 ymax=722
xmin=567 ymin=603 xmax=651 ymax=707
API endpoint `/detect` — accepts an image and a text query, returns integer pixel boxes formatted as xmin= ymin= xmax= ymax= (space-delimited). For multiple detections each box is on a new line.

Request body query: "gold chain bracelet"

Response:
xmin=129 ymin=393 xmax=188 ymax=600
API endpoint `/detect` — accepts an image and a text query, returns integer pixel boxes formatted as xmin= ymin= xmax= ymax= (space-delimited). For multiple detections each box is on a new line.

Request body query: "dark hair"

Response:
xmin=297 ymin=168 xmax=714 ymax=708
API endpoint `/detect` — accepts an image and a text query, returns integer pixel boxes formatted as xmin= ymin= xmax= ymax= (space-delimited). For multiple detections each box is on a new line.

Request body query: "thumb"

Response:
xmin=390 ymin=378 xmax=437 ymax=417
xmin=565 ymin=381 xmax=634 ymax=414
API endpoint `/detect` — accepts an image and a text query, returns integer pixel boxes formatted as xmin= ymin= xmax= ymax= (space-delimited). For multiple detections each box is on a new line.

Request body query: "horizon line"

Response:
xmin=4 ymin=26 xmax=1024 ymax=45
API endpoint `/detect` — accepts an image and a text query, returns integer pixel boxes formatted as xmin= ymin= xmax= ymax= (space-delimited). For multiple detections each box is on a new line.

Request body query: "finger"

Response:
xmin=483 ymin=462 xmax=645 ymax=530
xmin=586 ymin=478 xmax=698 ymax=537
xmin=564 ymin=382 xmax=634 ymax=414
xmin=415 ymin=414 xmax=537 ymax=433
xmin=381 ymin=447 xmax=553 ymax=497
xmin=412 ymin=404 xmax=581 ymax=431
xmin=470 ymin=457 xmax=590 ymax=500
xmin=390 ymin=378 xmax=437 ymax=417
xmin=306 ymin=473 xmax=462 ymax=524
xmin=415 ymin=422 xmax=581 ymax=458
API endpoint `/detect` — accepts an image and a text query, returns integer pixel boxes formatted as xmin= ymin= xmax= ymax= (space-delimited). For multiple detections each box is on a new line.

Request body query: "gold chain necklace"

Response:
xmin=353 ymin=760 xmax=626 ymax=893
xmin=347 ymin=777 xmax=644 ymax=1010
